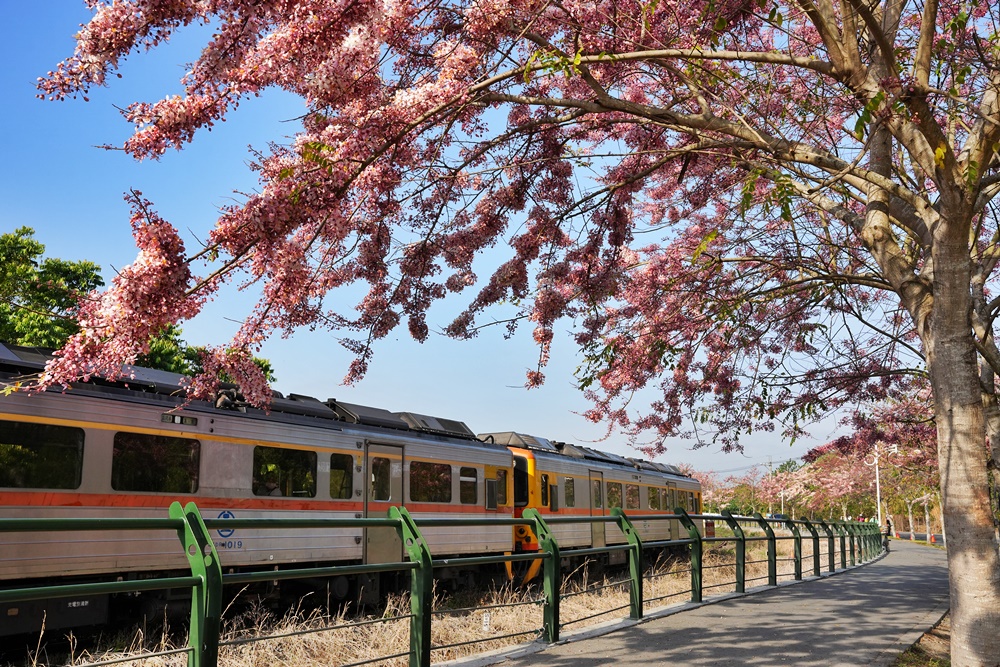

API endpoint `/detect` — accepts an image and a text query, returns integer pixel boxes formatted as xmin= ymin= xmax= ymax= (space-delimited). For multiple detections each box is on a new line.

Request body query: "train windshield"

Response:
xmin=513 ymin=455 xmax=529 ymax=507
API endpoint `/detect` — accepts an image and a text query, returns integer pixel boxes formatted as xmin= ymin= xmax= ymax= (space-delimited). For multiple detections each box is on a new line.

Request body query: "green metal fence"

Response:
xmin=0 ymin=504 xmax=884 ymax=667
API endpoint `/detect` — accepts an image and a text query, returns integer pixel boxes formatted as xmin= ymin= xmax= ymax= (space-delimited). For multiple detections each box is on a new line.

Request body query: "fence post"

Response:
xmin=675 ymin=508 xmax=702 ymax=603
xmin=801 ymin=520 xmax=821 ymax=577
xmin=817 ymin=520 xmax=836 ymax=573
xmin=720 ymin=511 xmax=745 ymax=593
xmin=784 ymin=518 xmax=802 ymax=581
xmin=390 ymin=507 xmax=433 ymax=667
xmin=524 ymin=509 xmax=561 ymax=642
xmin=752 ymin=513 xmax=777 ymax=586
xmin=612 ymin=509 xmax=644 ymax=620
xmin=171 ymin=502 xmax=223 ymax=667
xmin=835 ymin=521 xmax=848 ymax=568
xmin=847 ymin=522 xmax=857 ymax=565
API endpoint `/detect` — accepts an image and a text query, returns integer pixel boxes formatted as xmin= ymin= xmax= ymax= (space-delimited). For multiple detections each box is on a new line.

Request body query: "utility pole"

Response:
xmin=767 ymin=457 xmax=774 ymax=515
xmin=865 ymin=442 xmax=898 ymax=526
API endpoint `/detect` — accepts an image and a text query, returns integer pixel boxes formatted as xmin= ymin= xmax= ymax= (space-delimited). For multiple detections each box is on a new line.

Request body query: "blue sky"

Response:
xmin=0 ymin=3 xmax=835 ymax=473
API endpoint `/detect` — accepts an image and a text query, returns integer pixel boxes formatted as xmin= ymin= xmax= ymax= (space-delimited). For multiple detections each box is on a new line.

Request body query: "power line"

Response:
xmin=705 ymin=463 xmax=766 ymax=474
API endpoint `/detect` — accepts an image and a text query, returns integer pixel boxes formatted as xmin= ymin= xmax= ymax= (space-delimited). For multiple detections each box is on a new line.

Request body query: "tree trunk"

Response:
xmin=925 ymin=216 xmax=1000 ymax=666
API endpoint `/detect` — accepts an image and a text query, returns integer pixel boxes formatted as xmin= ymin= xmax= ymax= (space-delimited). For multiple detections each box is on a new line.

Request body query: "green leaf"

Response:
xmin=966 ymin=159 xmax=979 ymax=188
xmin=692 ymin=229 xmax=719 ymax=263
xmin=524 ymin=50 xmax=541 ymax=84
xmin=853 ymin=91 xmax=885 ymax=140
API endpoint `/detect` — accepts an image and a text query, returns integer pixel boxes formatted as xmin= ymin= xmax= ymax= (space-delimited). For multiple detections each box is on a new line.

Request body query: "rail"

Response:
xmin=0 ymin=506 xmax=885 ymax=667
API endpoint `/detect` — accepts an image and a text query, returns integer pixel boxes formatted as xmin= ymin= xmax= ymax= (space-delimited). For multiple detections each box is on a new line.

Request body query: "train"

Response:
xmin=0 ymin=341 xmax=701 ymax=637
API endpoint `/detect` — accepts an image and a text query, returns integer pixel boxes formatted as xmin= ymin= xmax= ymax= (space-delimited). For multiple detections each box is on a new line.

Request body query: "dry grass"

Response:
xmin=891 ymin=614 xmax=951 ymax=667
xmin=15 ymin=528 xmax=837 ymax=667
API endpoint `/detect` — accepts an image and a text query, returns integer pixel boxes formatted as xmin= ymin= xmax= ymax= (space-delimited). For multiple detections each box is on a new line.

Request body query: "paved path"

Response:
xmin=451 ymin=540 xmax=949 ymax=667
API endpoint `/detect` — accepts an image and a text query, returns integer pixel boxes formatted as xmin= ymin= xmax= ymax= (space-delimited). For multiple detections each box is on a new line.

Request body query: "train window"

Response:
xmin=410 ymin=461 xmax=452 ymax=503
xmin=648 ymin=487 xmax=661 ymax=510
xmin=606 ymin=482 xmax=622 ymax=509
xmin=625 ymin=484 xmax=639 ymax=510
xmin=486 ymin=479 xmax=498 ymax=510
xmin=253 ymin=446 xmax=317 ymax=497
xmin=563 ymin=477 xmax=575 ymax=508
xmin=496 ymin=469 xmax=508 ymax=505
xmin=591 ymin=479 xmax=603 ymax=509
xmin=0 ymin=420 xmax=84 ymax=490
xmin=540 ymin=474 xmax=549 ymax=507
xmin=112 ymin=432 xmax=200 ymax=494
xmin=330 ymin=453 xmax=354 ymax=499
xmin=513 ymin=456 xmax=529 ymax=507
xmin=460 ymin=467 xmax=478 ymax=504
xmin=371 ymin=457 xmax=392 ymax=501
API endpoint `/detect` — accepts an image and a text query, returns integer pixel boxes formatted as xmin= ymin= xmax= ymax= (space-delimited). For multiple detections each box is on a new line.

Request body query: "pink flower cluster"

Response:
xmin=42 ymin=191 xmax=204 ymax=387
xmin=33 ymin=0 xmax=997 ymax=458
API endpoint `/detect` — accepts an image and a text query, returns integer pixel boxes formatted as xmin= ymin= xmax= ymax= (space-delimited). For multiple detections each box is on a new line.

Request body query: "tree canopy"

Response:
xmin=0 ymin=227 xmax=103 ymax=349
xmin=0 ymin=228 xmax=274 ymax=381
xmin=36 ymin=1 xmax=1000 ymax=663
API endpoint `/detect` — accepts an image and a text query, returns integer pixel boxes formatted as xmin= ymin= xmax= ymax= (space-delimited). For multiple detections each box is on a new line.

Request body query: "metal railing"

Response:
xmin=0 ymin=504 xmax=884 ymax=667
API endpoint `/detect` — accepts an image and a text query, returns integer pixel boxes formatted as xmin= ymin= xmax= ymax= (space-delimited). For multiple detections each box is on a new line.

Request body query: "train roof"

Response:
xmin=0 ymin=341 xmax=479 ymax=442
xmin=0 ymin=342 xmax=691 ymax=471
xmin=480 ymin=430 xmax=690 ymax=478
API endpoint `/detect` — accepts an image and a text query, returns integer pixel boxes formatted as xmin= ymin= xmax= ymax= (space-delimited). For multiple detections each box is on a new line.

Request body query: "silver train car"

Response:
xmin=0 ymin=342 xmax=700 ymax=636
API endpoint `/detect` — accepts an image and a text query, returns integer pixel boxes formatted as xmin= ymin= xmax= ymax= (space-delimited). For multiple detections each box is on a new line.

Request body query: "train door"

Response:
xmin=589 ymin=470 xmax=606 ymax=548
xmin=364 ymin=443 xmax=404 ymax=564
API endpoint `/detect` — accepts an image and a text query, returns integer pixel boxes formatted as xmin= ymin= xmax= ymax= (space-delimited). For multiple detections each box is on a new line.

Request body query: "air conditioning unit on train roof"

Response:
xmin=0 ymin=342 xmax=190 ymax=396
xmin=269 ymin=393 xmax=339 ymax=419
xmin=625 ymin=457 xmax=650 ymax=471
xmin=480 ymin=431 xmax=559 ymax=451
xmin=396 ymin=411 xmax=476 ymax=438
xmin=327 ymin=400 xmax=412 ymax=430
xmin=574 ymin=445 xmax=635 ymax=467
xmin=627 ymin=457 xmax=686 ymax=476
xmin=0 ymin=342 xmax=49 ymax=371
xmin=119 ymin=364 xmax=190 ymax=393
xmin=552 ymin=440 xmax=589 ymax=458
xmin=628 ymin=457 xmax=661 ymax=472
